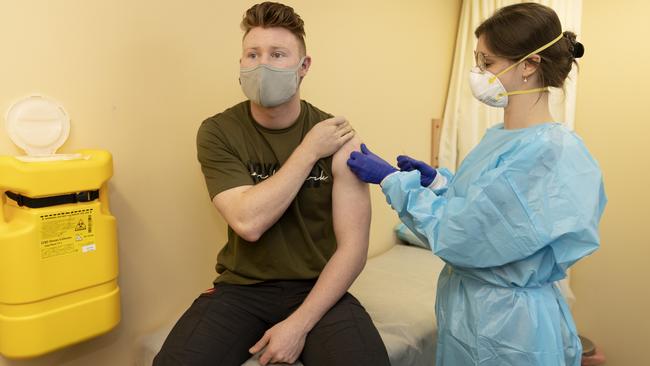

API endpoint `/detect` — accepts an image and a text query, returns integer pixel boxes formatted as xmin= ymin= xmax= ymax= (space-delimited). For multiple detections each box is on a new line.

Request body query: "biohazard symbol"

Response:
xmin=75 ymin=219 xmax=87 ymax=231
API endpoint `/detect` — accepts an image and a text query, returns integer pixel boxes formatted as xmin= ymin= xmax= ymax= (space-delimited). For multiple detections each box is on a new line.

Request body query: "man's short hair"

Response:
xmin=241 ymin=2 xmax=306 ymax=55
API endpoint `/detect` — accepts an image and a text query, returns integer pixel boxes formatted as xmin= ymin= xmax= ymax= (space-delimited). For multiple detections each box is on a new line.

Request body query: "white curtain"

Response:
xmin=438 ymin=0 xmax=582 ymax=305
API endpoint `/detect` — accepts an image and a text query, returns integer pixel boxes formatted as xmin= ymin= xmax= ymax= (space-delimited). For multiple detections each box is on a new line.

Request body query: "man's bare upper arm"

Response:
xmin=331 ymin=135 xmax=371 ymax=250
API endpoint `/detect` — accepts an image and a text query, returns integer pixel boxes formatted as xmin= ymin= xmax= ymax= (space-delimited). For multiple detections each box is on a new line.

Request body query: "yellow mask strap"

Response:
xmin=489 ymin=33 xmax=564 ymax=84
xmin=496 ymin=87 xmax=549 ymax=100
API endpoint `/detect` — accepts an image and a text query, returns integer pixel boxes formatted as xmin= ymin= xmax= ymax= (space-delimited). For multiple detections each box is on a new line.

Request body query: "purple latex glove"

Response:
xmin=347 ymin=144 xmax=397 ymax=184
xmin=396 ymin=155 xmax=437 ymax=187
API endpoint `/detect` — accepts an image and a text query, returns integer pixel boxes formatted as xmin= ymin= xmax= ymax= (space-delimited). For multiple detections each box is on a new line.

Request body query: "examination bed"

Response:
xmin=137 ymin=242 xmax=444 ymax=366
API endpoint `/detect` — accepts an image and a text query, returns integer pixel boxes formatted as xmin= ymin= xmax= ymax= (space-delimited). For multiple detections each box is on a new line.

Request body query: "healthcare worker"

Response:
xmin=347 ymin=3 xmax=606 ymax=366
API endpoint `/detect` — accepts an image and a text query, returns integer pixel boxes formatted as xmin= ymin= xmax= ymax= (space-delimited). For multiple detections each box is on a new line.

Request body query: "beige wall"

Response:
xmin=0 ymin=1 xmax=460 ymax=365
xmin=572 ymin=0 xmax=650 ymax=364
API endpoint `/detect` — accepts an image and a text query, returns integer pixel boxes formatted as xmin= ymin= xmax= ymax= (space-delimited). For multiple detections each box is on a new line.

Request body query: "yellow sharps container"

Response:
xmin=0 ymin=96 xmax=120 ymax=359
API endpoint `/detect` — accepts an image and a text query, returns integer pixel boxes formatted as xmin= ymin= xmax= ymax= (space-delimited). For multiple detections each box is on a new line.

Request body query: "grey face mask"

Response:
xmin=239 ymin=57 xmax=305 ymax=108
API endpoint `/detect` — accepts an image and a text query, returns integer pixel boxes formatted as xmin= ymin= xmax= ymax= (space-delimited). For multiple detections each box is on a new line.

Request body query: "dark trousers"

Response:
xmin=153 ymin=280 xmax=391 ymax=366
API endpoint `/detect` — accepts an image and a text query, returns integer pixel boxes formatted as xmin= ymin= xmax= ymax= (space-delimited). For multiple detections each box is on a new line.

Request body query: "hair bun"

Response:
xmin=572 ymin=41 xmax=584 ymax=58
xmin=563 ymin=31 xmax=584 ymax=59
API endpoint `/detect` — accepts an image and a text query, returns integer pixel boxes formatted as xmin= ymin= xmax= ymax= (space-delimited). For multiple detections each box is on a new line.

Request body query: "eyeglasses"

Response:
xmin=473 ymin=50 xmax=495 ymax=72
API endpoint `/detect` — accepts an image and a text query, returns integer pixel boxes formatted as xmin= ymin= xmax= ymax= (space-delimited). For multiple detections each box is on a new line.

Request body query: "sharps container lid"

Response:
xmin=5 ymin=95 xmax=70 ymax=156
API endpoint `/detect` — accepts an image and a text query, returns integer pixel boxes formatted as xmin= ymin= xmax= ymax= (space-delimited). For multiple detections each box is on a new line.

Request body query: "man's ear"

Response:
xmin=299 ymin=56 xmax=312 ymax=77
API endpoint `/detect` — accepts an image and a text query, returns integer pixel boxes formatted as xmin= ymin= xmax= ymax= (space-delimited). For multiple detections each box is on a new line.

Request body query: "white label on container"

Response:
xmin=82 ymin=243 xmax=96 ymax=253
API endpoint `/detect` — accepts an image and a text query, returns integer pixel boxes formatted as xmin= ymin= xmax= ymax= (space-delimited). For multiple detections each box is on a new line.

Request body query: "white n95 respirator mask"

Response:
xmin=468 ymin=33 xmax=564 ymax=108
xmin=239 ymin=57 xmax=305 ymax=108
xmin=468 ymin=67 xmax=512 ymax=108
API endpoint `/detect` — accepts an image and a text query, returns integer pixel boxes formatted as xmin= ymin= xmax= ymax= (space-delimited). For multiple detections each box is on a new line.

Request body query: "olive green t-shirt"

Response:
xmin=196 ymin=100 xmax=337 ymax=285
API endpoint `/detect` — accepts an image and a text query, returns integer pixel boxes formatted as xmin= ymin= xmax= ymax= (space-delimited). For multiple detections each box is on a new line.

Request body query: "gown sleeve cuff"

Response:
xmin=428 ymin=171 xmax=448 ymax=190
xmin=380 ymin=171 xmax=401 ymax=187
xmin=380 ymin=170 xmax=423 ymax=208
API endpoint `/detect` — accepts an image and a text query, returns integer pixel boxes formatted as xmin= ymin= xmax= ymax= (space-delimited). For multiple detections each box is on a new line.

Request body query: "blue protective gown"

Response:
xmin=381 ymin=123 xmax=606 ymax=366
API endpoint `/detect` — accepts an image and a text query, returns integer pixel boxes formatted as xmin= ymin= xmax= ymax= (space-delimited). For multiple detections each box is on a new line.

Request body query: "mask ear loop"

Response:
xmin=297 ymin=56 xmax=306 ymax=69
xmin=488 ymin=33 xmax=564 ymax=84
